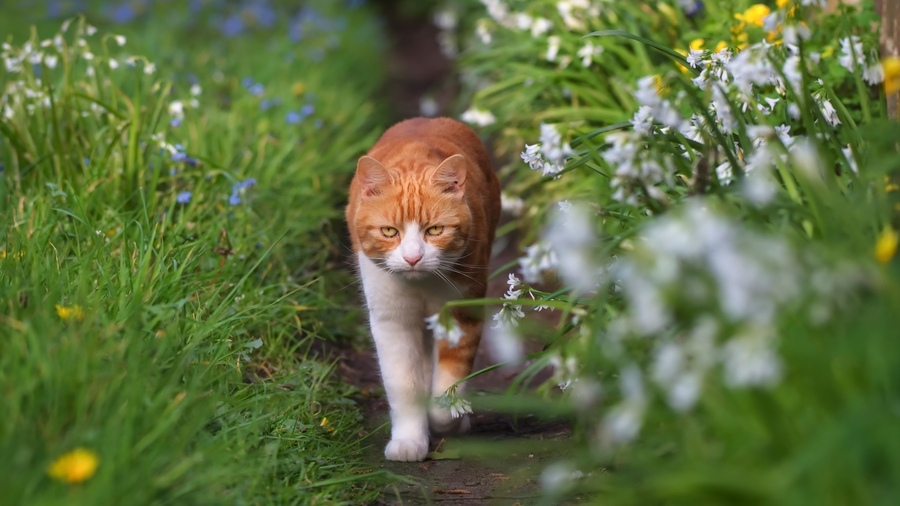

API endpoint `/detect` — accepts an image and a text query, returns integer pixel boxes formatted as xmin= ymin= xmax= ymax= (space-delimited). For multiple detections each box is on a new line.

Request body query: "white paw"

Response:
xmin=384 ymin=438 xmax=429 ymax=462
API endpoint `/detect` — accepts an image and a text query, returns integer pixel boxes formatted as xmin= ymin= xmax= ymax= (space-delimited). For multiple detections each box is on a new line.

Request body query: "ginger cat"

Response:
xmin=345 ymin=117 xmax=501 ymax=461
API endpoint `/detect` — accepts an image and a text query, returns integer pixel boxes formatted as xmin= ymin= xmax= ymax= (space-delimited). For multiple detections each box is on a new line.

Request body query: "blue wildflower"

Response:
xmin=220 ymin=14 xmax=245 ymax=37
xmin=229 ymin=178 xmax=257 ymax=206
xmin=300 ymin=104 xmax=315 ymax=116
xmin=172 ymin=151 xmax=188 ymax=163
xmin=260 ymin=98 xmax=281 ymax=111
xmin=242 ymin=77 xmax=255 ymax=88
xmin=176 ymin=191 xmax=192 ymax=204
xmin=110 ymin=2 xmax=136 ymax=23
xmin=679 ymin=0 xmax=704 ymax=18
xmin=248 ymin=83 xmax=265 ymax=96
xmin=170 ymin=117 xmax=182 ymax=127
xmin=286 ymin=111 xmax=303 ymax=124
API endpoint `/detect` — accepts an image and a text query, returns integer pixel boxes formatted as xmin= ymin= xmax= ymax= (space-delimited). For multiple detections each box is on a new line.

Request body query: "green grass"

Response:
xmin=1 ymin=3 xmax=392 ymax=503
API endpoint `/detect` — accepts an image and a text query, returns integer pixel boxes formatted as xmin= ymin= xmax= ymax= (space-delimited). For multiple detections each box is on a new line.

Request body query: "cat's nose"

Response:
xmin=403 ymin=252 xmax=422 ymax=266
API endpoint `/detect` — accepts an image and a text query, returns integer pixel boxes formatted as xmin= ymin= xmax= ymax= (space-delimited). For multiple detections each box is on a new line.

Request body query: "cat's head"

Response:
xmin=351 ymin=154 xmax=471 ymax=278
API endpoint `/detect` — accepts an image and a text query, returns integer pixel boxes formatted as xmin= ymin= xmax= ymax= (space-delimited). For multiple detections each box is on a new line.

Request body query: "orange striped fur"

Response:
xmin=345 ymin=117 xmax=500 ymax=461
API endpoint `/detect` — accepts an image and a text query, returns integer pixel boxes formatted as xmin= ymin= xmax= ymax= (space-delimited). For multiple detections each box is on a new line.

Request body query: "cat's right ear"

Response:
xmin=357 ymin=156 xmax=391 ymax=197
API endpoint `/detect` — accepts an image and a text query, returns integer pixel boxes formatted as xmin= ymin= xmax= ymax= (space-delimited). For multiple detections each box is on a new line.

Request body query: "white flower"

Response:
xmin=500 ymin=193 xmax=525 ymax=216
xmin=144 ymin=62 xmax=156 ymax=75
xmin=505 ymin=272 xmax=523 ymax=296
xmin=85 ymin=25 xmax=97 ymax=36
xmin=546 ymin=35 xmax=561 ymax=62
xmin=492 ymin=303 xmax=525 ymax=329
xmin=460 ymin=107 xmax=496 ymax=126
xmin=863 ymin=62 xmax=884 ymax=85
xmin=487 ymin=319 xmax=524 ymax=363
xmin=113 ymin=35 xmax=126 ymax=46
xmin=190 ymin=84 xmax=202 ymax=96
xmin=433 ymin=9 xmax=458 ymax=30
xmin=530 ymin=17 xmax=553 ymax=37
xmin=838 ymin=35 xmax=866 ymax=73
xmin=842 ymin=145 xmax=858 ymax=174
xmin=686 ymin=48 xmax=705 ymax=68
xmin=480 ymin=0 xmax=513 ymax=26
xmin=576 ymin=40 xmax=602 ymax=67
xmin=521 ymin=143 xmax=543 ymax=170
xmin=538 ymin=123 xmax=574 ymax=176
xmin=782 ymin=24 xmax=810 ymax=46
xmin=721 ymin=325 xmax=782 ymax=387
xmin=475 ymin=19 xmax=493 ymax=45
xmin=425 ymin=313 xmax=464 ymax=346
xmin=557 ymin=200 xmax=572 ymax=213
xmin=449 ymin=396 xmax=472 ymax=419
xmin=601 ymin=366 xmax=646 ymax=444
xmin=742 ymin=165 xmax=778 ymax=206
xmin=108 ymin=58 xmax=119 ymax=70
xmin=819 ymin=98 xmax=841 ymax=126
xmin=631 ymin=105 xmax=654 ymax=135
xmin=543 ymin=202 xmax=600 ymax=294
xmin=556 ymin=0 xmax=591 ymax=31
xmin=168 ymin=100 xmax=185 ymax=120
xmin=518 ymin=241 xmax=558 ymax=284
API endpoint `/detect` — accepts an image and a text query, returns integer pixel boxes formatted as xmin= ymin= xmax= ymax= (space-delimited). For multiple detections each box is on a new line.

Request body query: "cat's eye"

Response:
xmin=425 ymin=225 xmax=444 ymax=236
xmin=381 ymin=227 xmax=399 ymax=238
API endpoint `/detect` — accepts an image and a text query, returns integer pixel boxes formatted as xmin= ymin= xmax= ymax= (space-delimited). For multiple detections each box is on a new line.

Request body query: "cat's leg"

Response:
xmin=359 ymin=256 xmax=430 ymax=462
xmin=428 ymin=308 xmax=482 ymax=435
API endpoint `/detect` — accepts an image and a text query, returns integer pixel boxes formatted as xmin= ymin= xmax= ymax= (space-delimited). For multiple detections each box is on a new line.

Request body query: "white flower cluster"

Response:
xmin=542 ymin=202 xmax=601 ymax=294
xmin=425 ymin=313 xmax=464 ymax=347
xmin=1 ymin=21 xmax=160 ymax=123
xmin=838 ymin=36 xmax=884 ymax=85
xmin=520 ymin=123 xmax=575 ymax=177
xmin=460 ymin=107 xmax=496 ymax=127
xmin=487 ymin=273 xmax=526 ymax=363
xmin=517 ymin=240 xmax=558 ymax=284
xmin=593 ymin=200 xmax=861 ymax=444
xmin=479 ymin=0 xmax=553 ymax=37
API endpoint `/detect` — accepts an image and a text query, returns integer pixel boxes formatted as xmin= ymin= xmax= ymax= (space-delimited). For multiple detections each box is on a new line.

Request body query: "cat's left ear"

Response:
xmin=357 ymin=156 xmax=392 ymax=197
xmin=430 ymin=154 xmax=467 ymax=197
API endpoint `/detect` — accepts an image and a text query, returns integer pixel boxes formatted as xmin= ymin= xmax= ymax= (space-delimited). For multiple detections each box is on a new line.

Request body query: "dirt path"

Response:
xmin=323 ymin=228 xmax=570 ymax=505
xmin=325 ymin=6 xmax=572 ymax=503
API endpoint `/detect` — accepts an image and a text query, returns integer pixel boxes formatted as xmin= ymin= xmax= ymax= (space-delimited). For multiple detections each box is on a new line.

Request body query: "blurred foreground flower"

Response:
xmin=48 ymin=448 xmax=99 ymax=483
xmin=883 ymin=57 xmax=900 ymax=95
xmin=55 ymin=304 xmax=84 ymax=321
xmin=875 ymin=226 xmax=898 ymax=264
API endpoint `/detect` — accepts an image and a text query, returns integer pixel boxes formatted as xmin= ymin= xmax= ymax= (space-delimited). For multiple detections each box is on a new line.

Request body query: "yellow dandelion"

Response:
xmin=0 ymin=250 xmax=6 ymax=259
xmin=55 ymin=305 xmax=85 ymax=322
xmin=291 ymin=81 xmax=306 ymax=97
xmin=777 ymin=0 xmax=790 ymax=8
xmin=875 ymin=226 xmax=898 ymax=264
xmin=48 ymin=448 xmax=99 ymax=484
xmin=882 ymin=56 xmax=900 ymax=95
xmin=715 ymin=41 xmax=729 ymax=53
xmin=885 ymin=175 xmax=899 ymax=193
xmin=689 ymin=38 xmax=704 ymax=50
xmin=674 ymin=49 xmax=689 ymax=73
xmin=735 ymin=4 xmax=772 ymax=27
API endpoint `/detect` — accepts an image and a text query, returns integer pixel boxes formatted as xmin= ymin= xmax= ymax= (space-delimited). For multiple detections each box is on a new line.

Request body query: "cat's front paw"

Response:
xmin=384 ymin=438 xmax=429 ymax=462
